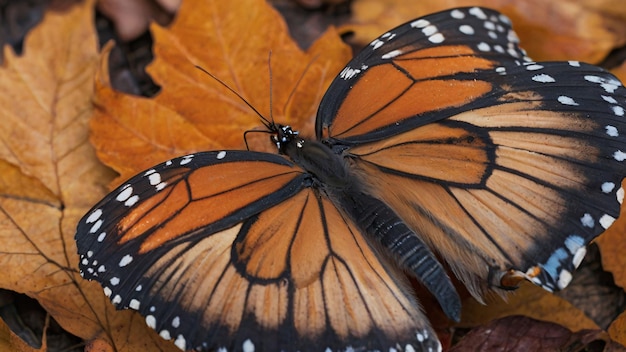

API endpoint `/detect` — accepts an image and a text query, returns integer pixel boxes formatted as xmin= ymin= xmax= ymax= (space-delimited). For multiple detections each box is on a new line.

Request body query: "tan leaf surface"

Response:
xmin=459 ymin=282 xmax=598 ymax=332
xmin=348 ymin=0 xmax=626 ymax=62
xmin=92 ymin=0 xmax=351 ymax=183
xmin=0 ymin=1 xmax=176 ymax=351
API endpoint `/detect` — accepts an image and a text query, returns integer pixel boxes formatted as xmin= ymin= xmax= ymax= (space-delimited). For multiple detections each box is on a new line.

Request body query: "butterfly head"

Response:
xmin=271 ymin=124 xmax=300 ymax=154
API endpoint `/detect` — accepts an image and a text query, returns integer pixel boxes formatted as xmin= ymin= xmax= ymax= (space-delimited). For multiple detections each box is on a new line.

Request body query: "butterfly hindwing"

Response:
xmin=76 ymin=151 xmax=441 ymax=351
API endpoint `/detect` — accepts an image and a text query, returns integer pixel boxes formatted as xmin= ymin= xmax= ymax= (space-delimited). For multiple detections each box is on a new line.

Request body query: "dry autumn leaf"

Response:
xmin=0 ymin=1 xmax=184 ymax=351
xmin=451 ymin=315 xmax=617 ymax=352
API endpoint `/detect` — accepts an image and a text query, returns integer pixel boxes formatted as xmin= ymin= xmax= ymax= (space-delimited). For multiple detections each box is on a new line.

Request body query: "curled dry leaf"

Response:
xmin=348 ymin=0 xmax=626 ymax=63
xmin=452 ymin=315 xmax=613 ymax=352
xmin=459 ymin=282 xmax=598 ymax=332
xmin=91 ymin=0 xmax=351 ymax=184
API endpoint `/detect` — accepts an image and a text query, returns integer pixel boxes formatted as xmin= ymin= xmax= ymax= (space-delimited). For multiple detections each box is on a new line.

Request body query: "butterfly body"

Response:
xmin=77 ymin=6 xmax=626 ymax=352
xmin=276 ymin=125 xmax=462 ymax=321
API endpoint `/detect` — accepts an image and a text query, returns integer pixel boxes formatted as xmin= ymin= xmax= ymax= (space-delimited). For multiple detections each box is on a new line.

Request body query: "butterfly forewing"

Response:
xmin=76 ymin=151 xmax=441 ymax=351
xmin=317 ymin=7 xmax=530 ymax=143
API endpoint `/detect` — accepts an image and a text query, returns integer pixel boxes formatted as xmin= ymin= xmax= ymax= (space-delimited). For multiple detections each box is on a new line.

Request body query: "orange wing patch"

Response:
xmin=349 ymin=121 xmax=490 ymax=185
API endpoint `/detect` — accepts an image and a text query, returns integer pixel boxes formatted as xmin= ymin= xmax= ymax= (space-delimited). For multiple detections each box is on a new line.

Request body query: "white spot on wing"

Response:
xmin=119 ymin=254 xmax=133 ymax=267
xmin=568 ymin=61 xmax=580 ymax=67
xmin=572 ymin=247 xmax=587 ymax=268
xmin=97 ymin=232 xmax=106 ymax=242
xmin=421 ymin=25 xmax=437 ymax=36
xmin=617 ymin=187 xmax=624 ymax=204
xmin=340 ymin=67 xmax=361 ymax=80
xmin=103 ymin=287 xmax=112 ymax=297
xmin=116 ymin=186 xmax=133 ymax=202
xmin=160 ymin=330 xmax=171 ymax=340
xmin=557 ymin=96 xmax=578 ymax=106
xmin=382 ymin=49 xmax=403 ymax=59
xmin=112 ymin=294 xmax=122 ymax=305
xmin=606 ymin=125 xmax=619 ymax=137
xmin=558 ymin=270 xmax=572 ymax=290
xmin=525 ymin=64 xmax=544 ymax=70
xmin=89 ymin=219 xmax=103 ymax=234
xmin=86 ymin=209 xmax=102 ymax=223
xmin=428 ymin=33 xmax=445 ymax=44
xmin=584 ymin=75 xmax=622 ymax=93
xmin=110 ymin=277 xmax=120 ymax=286
xmin=410 ymin=19 xmax=430 ymax=28
xmin=459 ymin=24 xmax=474 ymax=35
xmin=602 ymin=95 xmax=618 ymax=104
xmin=477 ymin=42 xmax=490 ymax=52
xmin=602 ymin=182 xmax=616 ymax=193
xmin=580 ymin=213 xmax=594 ymax=228
xmin=370 ymin=39 xmax=383 ymax=50
xmin=614 ymin=150 xmax=626 ymax=161
xmin=146 ymin=315 xmax=157 ymax=329
xmin=180 ymin=154 xmax=194 ymax=165
xmin=600 ymin=214 xmax=616 ymax=229
xmin=612 ymin=106 xmax=625 ymax=116
xmin=450 ymin=9 xmax=465 ymax=19
xmin=148 ymin=172 xmax=161 ymax=186
xmin=217 ymin=151 xmax=226 ymax=159
xmin=469 ymin=7 xmax=487 ymax=19
xmin=243 ymin=339 xmax=255 ymax=352
xmin=129 ymin=299 xmax=140 ymax=310
xmin=174 ymin=335 xmax=186 ymax=350
xmin=532 ymin=74 xmax=555 ymax=83
xmin=125 ymin=195 xmax=139 ymax=207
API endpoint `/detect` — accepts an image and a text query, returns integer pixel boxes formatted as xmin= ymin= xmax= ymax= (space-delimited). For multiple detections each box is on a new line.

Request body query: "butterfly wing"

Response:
xmin=76 ymin=151 xmax=440 ymax=351
xmin=317 ymin=7 xmax=626 ymax=298
xmin=316 ymin=6 xmax=529 ymax=143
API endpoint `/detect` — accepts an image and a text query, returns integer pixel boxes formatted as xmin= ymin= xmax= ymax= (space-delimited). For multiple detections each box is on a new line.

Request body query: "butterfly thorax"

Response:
xmin=273 ymin=124 xmax=352 ymax=190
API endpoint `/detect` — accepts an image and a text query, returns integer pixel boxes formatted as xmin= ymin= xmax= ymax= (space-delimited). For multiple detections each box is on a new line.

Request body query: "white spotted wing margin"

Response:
xmin=76 ymin=151 xmax=443 ymax=352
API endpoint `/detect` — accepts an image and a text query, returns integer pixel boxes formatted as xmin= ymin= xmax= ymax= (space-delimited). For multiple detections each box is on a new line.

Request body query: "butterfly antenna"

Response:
xmin=267 ymin=51 xmax=275 ymax=127
xmin=283 ymin=54 xmax=320 ymax=115
xmin=194 ymin=65 xmax=272 ymax=129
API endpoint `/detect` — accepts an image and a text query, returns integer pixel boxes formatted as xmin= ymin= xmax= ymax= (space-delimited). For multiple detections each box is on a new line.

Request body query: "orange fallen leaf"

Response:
xmin=609 ymin=310 xmax=626 ymax=347
xmin=595 ymin=181 xmax=626 ymax=291
xmin=92 ymin=0 xmax=351 ymax=183
xmin=348 ymin=0 xmax=626 ymax=63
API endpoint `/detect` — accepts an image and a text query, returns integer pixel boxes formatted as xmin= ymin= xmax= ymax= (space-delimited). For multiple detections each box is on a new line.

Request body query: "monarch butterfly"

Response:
xmin=76 ymin=6 xmax=626 ymax=352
